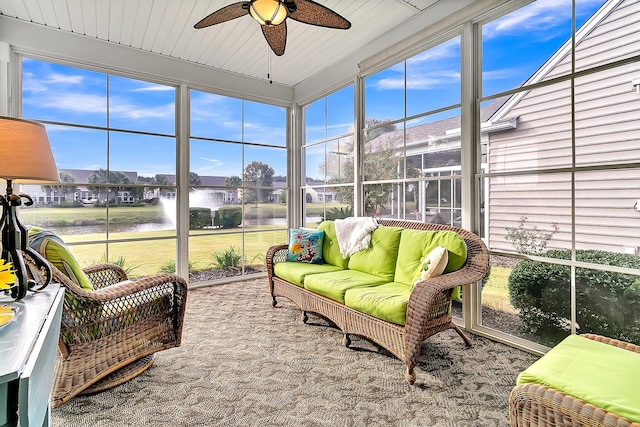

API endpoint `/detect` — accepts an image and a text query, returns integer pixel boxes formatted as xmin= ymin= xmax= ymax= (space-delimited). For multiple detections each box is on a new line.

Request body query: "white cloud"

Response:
xmin=132 ymin=84 xmax=174 ymax=92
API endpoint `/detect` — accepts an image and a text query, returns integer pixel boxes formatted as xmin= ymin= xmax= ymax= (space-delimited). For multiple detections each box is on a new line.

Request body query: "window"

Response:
xmin=189 ymin=90 xmax=288 ymax=281
xmin=20 ymin=58 xmax=177 ymax=277
xmin=303 ymin=85 xmax=355 ymax=225
xmin=479 ymin=0 xmax=640 ymax=347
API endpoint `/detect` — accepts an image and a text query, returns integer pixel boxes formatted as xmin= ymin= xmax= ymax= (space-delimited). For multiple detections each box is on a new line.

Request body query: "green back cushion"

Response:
xmin=344 ymin=282 xmax=411 ymax=325
xmin=394 ymin=229 xmax=467 ymax=286
xmin=317 ymin=221 xmax=349 ymax=268
xmin=348 ymin=226 xmax=402 ymax=281
xmin=517 ymin=334 xmax=640 ymax=423
xmin=303 ymin=269 xmax=387 ymax=304
xmin=28 ymin=227 xmax=93 ymax=291
xmin=273 ymin=261 xmax=343 ymax=287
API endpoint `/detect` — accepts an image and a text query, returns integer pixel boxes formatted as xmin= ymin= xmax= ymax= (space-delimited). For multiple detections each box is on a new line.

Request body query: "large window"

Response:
xmin=189 ymin=90 xmax=287 ymax=282
xmin=20 ymin=58 xmax=177 ymax=277
xmin=19 ymin=58 xmax=289 ymax=284
xmin=362 ymin=36 xmax=462 ymax=225
xmin=479 ymin=0 xmax=640 ymax=347
xmin=303 ymin=85 xmax=355 ymax=226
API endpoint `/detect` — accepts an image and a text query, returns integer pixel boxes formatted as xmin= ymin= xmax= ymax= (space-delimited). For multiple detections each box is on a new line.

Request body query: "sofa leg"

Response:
xmin=453 ymin=324 xmax=473 ymax=347
xmin=302 ymin=311 xmax=308 ymax=323
xmin=271 ymin=296 xmax=277 ymax=307
xmin=343 ymin=334 xmax=351 ymax=348
xmin=405 ymin=367 xmax=416 ymax=385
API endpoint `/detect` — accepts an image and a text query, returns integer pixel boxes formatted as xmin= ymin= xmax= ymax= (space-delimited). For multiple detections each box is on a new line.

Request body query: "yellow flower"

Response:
xmin=0 ymin=259 xmax=16 ymax=290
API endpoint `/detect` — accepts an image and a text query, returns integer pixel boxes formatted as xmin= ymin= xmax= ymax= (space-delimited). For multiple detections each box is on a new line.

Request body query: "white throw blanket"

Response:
xmin=334 ymin=217 xmax=378 ymax=258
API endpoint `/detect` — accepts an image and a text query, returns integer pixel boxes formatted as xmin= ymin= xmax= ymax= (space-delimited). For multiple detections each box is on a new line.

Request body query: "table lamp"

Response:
xmin=0 ymin=116 xmax=59 ymax=301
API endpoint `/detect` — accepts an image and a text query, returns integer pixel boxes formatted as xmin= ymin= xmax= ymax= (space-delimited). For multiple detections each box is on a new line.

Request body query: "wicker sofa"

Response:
xmin=266 ymin=218 xmax=489 ymax=384
xmin=509 ymin=333 xmax=640 ymax=427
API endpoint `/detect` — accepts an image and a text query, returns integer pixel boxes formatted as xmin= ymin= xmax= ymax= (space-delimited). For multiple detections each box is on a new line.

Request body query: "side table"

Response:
xmin=0 ymin=284 xmax=64 ymax=427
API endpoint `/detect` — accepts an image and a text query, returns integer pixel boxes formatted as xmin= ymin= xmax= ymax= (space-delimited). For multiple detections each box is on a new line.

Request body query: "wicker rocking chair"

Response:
xmin=24 ymin=229 xmax=188 ymax=408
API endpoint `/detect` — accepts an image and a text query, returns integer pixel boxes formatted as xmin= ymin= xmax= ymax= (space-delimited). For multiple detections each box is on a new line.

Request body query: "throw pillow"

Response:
xmin=27 ymin=226 xmax=94 ymax=291
xmin=412 ymin=246 xmax=448 ymax=287
xmin=287 ymin=228 xmax=325 ymax=264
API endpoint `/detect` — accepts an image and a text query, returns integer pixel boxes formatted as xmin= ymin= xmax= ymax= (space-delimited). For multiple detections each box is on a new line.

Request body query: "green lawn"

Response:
xmin=482 ymin=266 xmax=516 ymax=313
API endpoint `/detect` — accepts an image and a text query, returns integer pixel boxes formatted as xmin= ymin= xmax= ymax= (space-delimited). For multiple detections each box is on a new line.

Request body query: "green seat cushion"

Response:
xmin=303 ymin=269 xmax=388 ymax=304
xmin=517 ymin=334 xmax=640 ymax=424
xmin=273 ymin=261 xmax=344 ymax=287
xmin=344 ymin=282 xmax=411 ymax=325
xmin=27 ymin=227 xmax=93 ymax=291
xmin=348 ymin=226 xmax=402 ymax=282
xmin=317 ymin=221 xmax=349 ymax=268
xmin=395 ymin=229 xmax=467 ymax=286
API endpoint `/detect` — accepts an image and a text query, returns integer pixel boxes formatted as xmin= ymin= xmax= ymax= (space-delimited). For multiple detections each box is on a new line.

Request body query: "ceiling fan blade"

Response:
xmin=262 ymin=22 xmax=287 ymax=56
xmin=194 ymin=2 xmax=249 ymax=29
xmin=287 ymin=0 xmax=351 ymax=30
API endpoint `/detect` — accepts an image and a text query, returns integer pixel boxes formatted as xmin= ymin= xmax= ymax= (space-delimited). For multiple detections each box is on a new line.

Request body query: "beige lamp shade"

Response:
xmin=0 ymin=116 xmax=59 ymax=183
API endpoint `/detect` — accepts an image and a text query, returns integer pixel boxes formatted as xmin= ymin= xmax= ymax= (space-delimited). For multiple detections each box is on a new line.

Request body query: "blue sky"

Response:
xmin=21 ymin=0 xmax=606 ymax=183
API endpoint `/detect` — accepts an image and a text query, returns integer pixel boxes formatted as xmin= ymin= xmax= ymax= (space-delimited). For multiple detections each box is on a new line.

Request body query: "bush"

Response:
xmin=212 ymin=246 xmax=242 ymax=269
xmin=216 ymin=206 xmax=242 ymax=229
xmin=158 ymin=259 xmax=195 ymax=274
xmin=322 ymin=206 xmax=353 ymax=221
xmin=508 ymin=249 xmax=640 ymax=345
xmin=51 ymin=200 xmax=84 ymax=208
xmin=189 ymin=207 xmax=212 ymax=230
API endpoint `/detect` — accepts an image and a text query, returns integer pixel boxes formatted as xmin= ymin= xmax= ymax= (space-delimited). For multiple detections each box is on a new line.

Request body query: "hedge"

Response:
xmin=508 ymin=249 xmax=640 ymax=346
xmin=216 ymin=206 xmax=242 ymax=229
xmin=189 ymin=207 xmax=212 ymax=230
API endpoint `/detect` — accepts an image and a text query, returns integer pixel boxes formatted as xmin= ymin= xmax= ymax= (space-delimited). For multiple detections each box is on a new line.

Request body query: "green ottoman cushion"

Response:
xmin=348 ymin=226 xmax=402 ymax=282
xmin=395 ymin=229 xmax=467 ymax=286
xmin=344 ymin=282 xmax=411 ymax=325
xmin=517 ymin=334 xmax=640 ymax=424
xmin=304 ymin=269 xmax=388 ymax=304
xmin=273 ymin=261 xmax=343 ymax=287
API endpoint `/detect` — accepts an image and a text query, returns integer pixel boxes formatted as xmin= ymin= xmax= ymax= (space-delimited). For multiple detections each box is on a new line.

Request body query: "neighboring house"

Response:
xmin=485 ymin=0 xmax=640 ymax=253
xmin=363 ymin=0 xmax=639 ymax=255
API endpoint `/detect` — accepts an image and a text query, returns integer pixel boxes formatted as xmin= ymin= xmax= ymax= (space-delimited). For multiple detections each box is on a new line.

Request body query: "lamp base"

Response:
xmin=0 ymin=179 xmax=52 ymax=301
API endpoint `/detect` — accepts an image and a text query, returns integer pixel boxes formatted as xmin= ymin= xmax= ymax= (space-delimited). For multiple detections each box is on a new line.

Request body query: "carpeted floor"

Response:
xmin=52 ymin=279 xmax=537 ymax=427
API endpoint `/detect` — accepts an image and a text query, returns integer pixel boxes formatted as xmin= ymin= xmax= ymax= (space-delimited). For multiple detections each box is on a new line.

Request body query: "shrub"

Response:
xmin=322 ymin=206 xmax=353 ymax=221
xmin=158 ymin=259 xmax=195 ymax=274
xmin=505 ymin=216 xmax=558 ymax=255
xmin=189 ymin=207 xmax=212 ymax=230
xmin=216 ymin=206 xmax=242 ymax=229
xmin=508 ymin=249 xmax=640 ymax=345
xmin=212 ymin=246 xmax=243 ymax=269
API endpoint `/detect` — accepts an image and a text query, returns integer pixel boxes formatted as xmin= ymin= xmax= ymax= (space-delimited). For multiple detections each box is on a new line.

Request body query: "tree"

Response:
xmin=329 ymin=119 xmax=400 ymax=215
xmin=189 ymin=172 xmax=201 ymax=187
xmin=153 ymin=174 xmax=170 ymax=186
xmin=242 ymin=161 xmax=274 ymax=204
xmin=87 ymin=169 xmax=132 ymax=203
xmin=225 ymin=176 xmax=241 ymax=187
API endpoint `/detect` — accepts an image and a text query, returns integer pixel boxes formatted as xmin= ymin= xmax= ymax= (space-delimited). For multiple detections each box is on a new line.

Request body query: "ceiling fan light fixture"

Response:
xmin=249 ymin=0 xmax=287 ymax=26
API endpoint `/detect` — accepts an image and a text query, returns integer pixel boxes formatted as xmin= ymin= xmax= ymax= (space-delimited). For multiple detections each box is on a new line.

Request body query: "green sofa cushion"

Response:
xmin=517 ymin=334 xmax=640 ymax=424
xmin=28 ymin=226 xmax=94 ymax=291
xmin=394 ymin=229 xmax=467 ymax=286
xmin=348 ymin=226 xmax=402 ymax=282
xmin=304 ymin=269 xmax=388 ymax=304
xmin=273 ymin=261 xmax=344 ymax=287
xmin=344 ymin=282 xmax=411 ymax=325
xmin=317 ymin=221 xmax=349 ymax=268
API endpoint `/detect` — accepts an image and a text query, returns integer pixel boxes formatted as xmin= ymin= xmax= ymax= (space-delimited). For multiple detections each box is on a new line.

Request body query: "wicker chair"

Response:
xmin=24 ymin=246 xmax=188 ymax=408
xmin=509 ymin=334 xmax=640 ymax=427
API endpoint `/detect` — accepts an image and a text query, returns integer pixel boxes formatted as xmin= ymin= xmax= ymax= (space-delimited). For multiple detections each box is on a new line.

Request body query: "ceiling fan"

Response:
xmin=194 ymin=0 xmax=351 ymax=56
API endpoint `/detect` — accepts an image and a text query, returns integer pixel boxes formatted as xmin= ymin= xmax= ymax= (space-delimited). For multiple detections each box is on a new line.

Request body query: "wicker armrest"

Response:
xmin=83 ymin=263 xmax=129 ymax=289
xmin=266 ymin=244 xmax=289 ymax=272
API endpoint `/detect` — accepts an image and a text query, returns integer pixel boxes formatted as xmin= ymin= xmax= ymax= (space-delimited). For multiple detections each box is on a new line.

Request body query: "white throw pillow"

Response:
xmin=411 ymin=246 xmax=448 ymax=287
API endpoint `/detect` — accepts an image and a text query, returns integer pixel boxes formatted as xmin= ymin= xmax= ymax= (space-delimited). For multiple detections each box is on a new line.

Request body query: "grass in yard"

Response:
xmin=482 ymin=266 xmax=517 ymax=314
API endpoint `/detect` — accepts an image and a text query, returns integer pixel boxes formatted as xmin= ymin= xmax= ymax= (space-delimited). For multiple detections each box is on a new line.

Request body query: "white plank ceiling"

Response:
xmin=0 ymin=0 xmax=453 ymax=87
